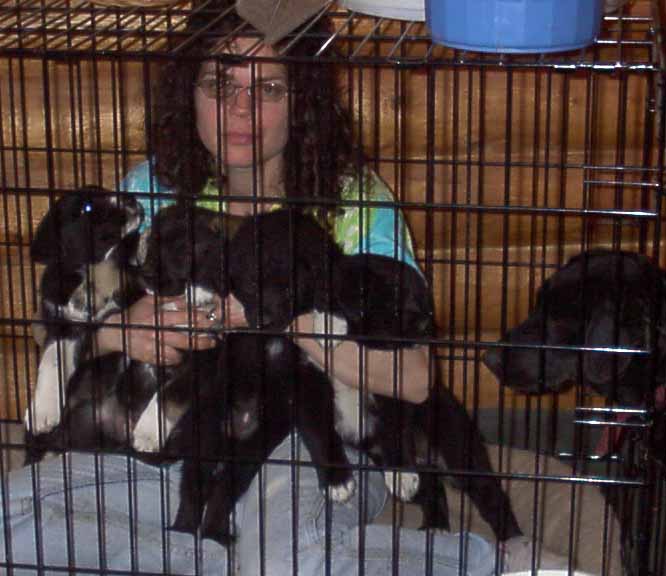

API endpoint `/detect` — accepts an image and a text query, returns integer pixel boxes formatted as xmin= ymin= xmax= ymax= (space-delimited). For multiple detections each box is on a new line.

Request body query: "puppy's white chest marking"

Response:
xmin=26 ymin=339 xmax=79 ymax=433
xmin=65 ymin=260 xmax=122 ymax=322
xmin=333 ymin=379 xmax=376 ymax=445
xmin=159 ymin=285 xmax=218 ymax=330
xmin=329 ymin=477 xmax=356 ymax=503
xmin=189 ymin=285 xmax=216 ymax=309
xmin=267 ymin=338 xmax=286 ymax=359
xmin=162 ymin=284 xmax=216 ymax=314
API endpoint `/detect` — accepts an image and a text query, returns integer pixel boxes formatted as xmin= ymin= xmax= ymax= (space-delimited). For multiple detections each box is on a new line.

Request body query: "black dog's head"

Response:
xmin=139 ymin=205 xmax=240 ymax=298
xmin=228 ymin=209 xmax=343 ymax=330
xmin=482 ymin=250 xmax=666 ymax=405
xmin=330 ymin=254 xmax=434 ymax=348
xmin=482 ymin=307 xmax=581 ymax=396
xmin=31 ymin=187 xmax=143 ymax=268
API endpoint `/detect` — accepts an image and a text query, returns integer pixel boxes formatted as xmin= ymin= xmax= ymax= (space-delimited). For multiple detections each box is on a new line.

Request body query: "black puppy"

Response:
xmin=229 ymin=209 xmax=432 ymax=343
xmin=129 ymin=204 xmax=238 ymax=452
xmin=228 ymin=209 xmax=522 ymax=540
xmin=482 ymin=250 xmax=666 ymax=406
xmin=26 ymin=188 xmax=143 ymax=436
xmin=171 ymin=333 xmax=354 ymax=544
xmin=228 ymin=209 xmax=426 ymax=495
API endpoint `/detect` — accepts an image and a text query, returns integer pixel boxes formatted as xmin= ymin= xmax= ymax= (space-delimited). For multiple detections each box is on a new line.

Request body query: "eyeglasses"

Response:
xmin=195 ymin=76 xmax=289 ymax=104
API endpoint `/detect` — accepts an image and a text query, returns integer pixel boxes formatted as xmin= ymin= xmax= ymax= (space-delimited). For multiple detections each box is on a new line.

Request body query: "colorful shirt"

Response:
xmin=122 ymin=161 xmax=419 ymax=271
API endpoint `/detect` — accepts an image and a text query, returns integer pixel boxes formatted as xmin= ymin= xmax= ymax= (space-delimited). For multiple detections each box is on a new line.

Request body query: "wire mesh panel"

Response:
xmin=0 ymin=0 xmax=664 ymax=575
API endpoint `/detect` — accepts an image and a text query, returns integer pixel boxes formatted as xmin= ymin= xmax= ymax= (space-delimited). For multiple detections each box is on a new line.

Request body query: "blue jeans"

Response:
xmin=0 ymin=437 xmax=496 ymax=575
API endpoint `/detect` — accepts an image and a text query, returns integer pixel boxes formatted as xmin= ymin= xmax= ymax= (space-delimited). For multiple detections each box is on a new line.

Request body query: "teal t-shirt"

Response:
xmin=122 ymin=161 xmax=419 ymax=271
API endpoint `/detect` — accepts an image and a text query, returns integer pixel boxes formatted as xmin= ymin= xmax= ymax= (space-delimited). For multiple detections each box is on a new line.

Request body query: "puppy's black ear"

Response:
xmin=31 ymin=209 xmax=61 ymax=264
xmin=583 ymin=301 xmax=636 ymax=386
xmin=311 ymin=253 xmax=344 ymax=313
xmin=298 ymin=219 xmax=343 ymax=313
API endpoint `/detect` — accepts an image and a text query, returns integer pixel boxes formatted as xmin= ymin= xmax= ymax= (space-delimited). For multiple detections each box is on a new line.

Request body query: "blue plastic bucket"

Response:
xmin=426 ymin=0 xmax=604 ymax=54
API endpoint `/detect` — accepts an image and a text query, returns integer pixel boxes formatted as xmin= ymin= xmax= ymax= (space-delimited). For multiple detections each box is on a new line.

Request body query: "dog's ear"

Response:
xmin=583 ymin=300 xmax=638 ymax=386
xmin=31 ymin=205 xmax=63 ymax=264
xmin=292 ymin=216 xmax=342 ymax=313
xmin=311 ymin=253 xmax=343 ymax=313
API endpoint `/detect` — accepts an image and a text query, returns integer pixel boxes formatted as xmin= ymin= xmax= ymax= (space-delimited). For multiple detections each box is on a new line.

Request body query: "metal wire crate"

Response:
xmin=0 ymin=0 xmax=664 ymax=574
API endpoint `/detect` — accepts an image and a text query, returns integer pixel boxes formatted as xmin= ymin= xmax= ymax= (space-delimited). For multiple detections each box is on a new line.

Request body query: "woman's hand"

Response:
xmin=291 ymin=312 xmax=430 ymax=404
xmin=221 ymin=293 xmax=249 ymax=330
xmin=95 ymin=293 xmax=223 ymax=365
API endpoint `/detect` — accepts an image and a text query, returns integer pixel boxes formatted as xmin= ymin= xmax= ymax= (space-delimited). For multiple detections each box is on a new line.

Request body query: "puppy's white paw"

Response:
xmin=132 ymin=421 xmax=161 ymax=452
xmin=24 ymin=401 xmax=62 ymax=434
xmin=328 ymin=477 xmax=356 ymax=503
xmin=384 ymin=471 xmax=420 ymax=502
xmin=132 ymin=397 xmax=161 ymax=452
xmin=27 ymin=341 xmax=72 ymax=433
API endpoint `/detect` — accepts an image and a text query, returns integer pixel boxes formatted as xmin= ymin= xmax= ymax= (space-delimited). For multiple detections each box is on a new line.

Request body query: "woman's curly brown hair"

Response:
xmin=152 ymin=1 xmax=359 ymax=223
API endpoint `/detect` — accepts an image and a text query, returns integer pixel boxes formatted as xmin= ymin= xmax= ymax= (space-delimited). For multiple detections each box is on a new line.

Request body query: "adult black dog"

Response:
xmin=226 ymin=208 xmax=522 ymax=541
xmin=482 ymin=249 xmax=666 ymax=458
xmin=481 ymin=250 xmax=666 ymax=573
xmin=25 ymin=188 xmax=143 ymax=439
xmin=482 ymin=250 xmax=666 ymax=406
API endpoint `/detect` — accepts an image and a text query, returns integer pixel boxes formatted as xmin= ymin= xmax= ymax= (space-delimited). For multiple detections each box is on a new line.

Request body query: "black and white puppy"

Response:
xmin=27 ymin=200 xmax=236 ymax=468
xmin=228 ymin=209 xmax=425 ymax=496
xmin=26 ymin=188 xmax=143 ymax=435
xmin=227 ymin=209 xmax=522 ymax=540
xmin=129 ymin=204 xmax=239 ymax=452
xmin=482 ymin=250 xmax=666 ymax=406
xmin=171 ymin=332 xmax=354 ymax=544
xmin=24 ymin=352 xmax=182 ymax=464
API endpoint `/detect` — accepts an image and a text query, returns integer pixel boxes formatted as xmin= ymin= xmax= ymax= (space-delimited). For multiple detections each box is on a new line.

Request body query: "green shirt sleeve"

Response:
xmin=334 ymin=170 xmax=420 ymax=272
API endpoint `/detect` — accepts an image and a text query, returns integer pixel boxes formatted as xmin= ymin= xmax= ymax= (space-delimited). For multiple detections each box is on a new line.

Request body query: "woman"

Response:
xmin=2 ymin=6 xmax=502 ymax=576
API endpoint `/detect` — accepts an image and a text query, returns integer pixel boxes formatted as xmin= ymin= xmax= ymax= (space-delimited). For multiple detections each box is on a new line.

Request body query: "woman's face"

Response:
xmin=195 ymin=39 xmax=289 ymax=171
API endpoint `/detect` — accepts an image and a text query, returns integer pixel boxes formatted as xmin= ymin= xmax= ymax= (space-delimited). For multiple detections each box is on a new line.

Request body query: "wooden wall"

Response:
xmin=1 ymin=0 xmax=664 ymax=419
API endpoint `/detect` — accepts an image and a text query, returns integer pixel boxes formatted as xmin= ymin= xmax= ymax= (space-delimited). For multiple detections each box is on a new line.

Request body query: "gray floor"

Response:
xmin=1 ymin=410 xmax=655 ymax=575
